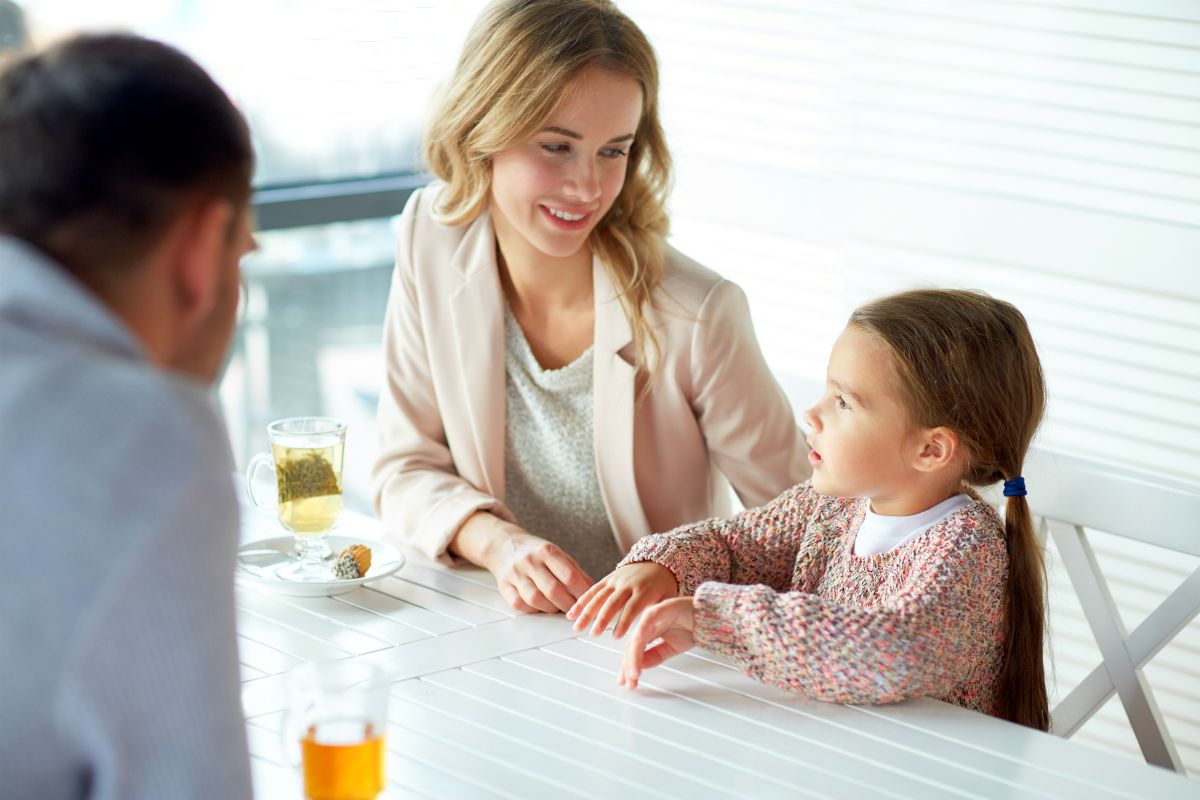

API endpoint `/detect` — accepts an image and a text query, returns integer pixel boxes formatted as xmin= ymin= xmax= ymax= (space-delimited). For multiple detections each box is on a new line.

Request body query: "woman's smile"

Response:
xmin=488 ymin=66 xmax=642 ymax=262
xmin=540 ymin=203 xmax=593 ymax=230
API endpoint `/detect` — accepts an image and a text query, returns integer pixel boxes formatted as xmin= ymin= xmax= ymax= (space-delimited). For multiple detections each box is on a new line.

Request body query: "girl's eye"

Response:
xmin=835 ymin=395 xmax=850 ymax=410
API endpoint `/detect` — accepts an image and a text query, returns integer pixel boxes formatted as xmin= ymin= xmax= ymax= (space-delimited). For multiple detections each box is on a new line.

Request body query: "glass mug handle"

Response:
xmin=279 ymin=701 xmax=303 ymax=772
xmin=245 ymin=453 xmax=278 ymax=514
xmin=278 ymin=700 xmax=308 ymax=796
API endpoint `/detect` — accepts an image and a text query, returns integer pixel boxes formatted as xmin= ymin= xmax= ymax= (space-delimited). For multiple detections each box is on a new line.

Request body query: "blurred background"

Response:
xmin=11 ymin=0 xmax=1200 ymax=775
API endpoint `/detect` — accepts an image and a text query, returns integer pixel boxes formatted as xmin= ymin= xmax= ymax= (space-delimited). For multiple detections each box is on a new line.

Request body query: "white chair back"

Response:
xmin=1022 ymin=448 xmax=1200 ymax=773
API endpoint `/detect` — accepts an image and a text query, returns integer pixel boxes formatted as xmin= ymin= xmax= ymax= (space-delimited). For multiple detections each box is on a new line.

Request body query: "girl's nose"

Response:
xmin=802 ymin=406 xmax=820 ymax=433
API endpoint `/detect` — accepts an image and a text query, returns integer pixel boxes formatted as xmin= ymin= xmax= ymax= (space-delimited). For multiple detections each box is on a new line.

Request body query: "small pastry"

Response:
xmin=333 ymin=543 xmax=372 ymax=580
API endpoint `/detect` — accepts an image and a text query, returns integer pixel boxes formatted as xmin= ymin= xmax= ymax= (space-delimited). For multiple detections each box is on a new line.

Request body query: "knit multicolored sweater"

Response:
xmin=620 ymin=481 xmax=1008 ymax=714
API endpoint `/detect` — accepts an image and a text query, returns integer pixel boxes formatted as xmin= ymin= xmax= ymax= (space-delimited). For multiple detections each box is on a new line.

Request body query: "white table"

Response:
xmin=236 ymin=508 xmax=1198 ymax=800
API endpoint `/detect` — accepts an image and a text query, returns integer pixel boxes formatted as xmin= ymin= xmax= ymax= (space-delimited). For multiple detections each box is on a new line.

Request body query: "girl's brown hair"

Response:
xmin=425 ymin=0 xmax=671 ymax=370
xmin=849 ymin=289 xmax=1050 ymax=731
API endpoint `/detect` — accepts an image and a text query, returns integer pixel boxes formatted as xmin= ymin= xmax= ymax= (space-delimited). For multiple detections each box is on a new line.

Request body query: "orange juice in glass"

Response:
xmin=285 ymin=661 xmax=388 ymax=800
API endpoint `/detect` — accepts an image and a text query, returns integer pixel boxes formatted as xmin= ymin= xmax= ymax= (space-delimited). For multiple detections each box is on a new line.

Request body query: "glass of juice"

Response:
xmin=284 ymin=660 xmax=388 ymax=800
xmin=246 ymin=417 xmax=347 ymax=580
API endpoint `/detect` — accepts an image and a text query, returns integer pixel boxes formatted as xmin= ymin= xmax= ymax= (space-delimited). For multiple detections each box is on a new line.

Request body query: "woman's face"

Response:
xmin=489 ymin=66 xmax=643 ymax=262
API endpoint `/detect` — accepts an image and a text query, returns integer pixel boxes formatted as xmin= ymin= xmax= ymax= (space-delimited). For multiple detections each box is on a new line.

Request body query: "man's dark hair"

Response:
xmin=0 ymin=33 xmax=254 ymax=280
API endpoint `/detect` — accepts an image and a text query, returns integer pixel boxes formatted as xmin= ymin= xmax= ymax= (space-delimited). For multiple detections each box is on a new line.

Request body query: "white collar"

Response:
xmin=854 ymin=493 xmax=972 ymax=556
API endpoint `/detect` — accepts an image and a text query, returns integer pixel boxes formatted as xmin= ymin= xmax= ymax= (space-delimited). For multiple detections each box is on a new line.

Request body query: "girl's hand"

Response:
xmin=567 ymin=561 xmax=679 ymax=638
xmin=456 ymin=512 xmax=593 ymax=613
xmin=619 ymin=597 xmax=696 ymax=690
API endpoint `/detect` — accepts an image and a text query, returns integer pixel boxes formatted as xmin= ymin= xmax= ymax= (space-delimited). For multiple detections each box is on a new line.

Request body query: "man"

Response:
xmin=0 ymin=34 xmax=256 ymax=798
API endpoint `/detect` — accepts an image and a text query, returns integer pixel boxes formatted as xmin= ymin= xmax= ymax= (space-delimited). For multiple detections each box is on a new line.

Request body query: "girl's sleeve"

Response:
xmin=619 ymin=482 xmax=820 ymax=595
xmin=689 ymin=279 xmax=812 ymax=508
xmin=371 ymin=189 xmax=514 ymax=563
xmin=692 ymin=521 xmax=1007 ymax=705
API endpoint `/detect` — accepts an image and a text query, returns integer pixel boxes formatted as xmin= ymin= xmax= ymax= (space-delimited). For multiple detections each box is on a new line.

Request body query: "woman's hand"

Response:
xmin=488 ymin=530 xmax=594 ymax=613
xmin=567 ymin=561 xmax=678 ymax=638
xmin=451 ymin=512 xmax=594 ymax=613
xmin=619 ymin=597 xmax=696 ymax=690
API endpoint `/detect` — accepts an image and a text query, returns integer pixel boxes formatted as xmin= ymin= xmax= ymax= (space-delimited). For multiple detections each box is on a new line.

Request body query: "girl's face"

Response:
xmin=803 ymin=325 xmax=925 ymax=512
xmin=489 ymin=66 xmax=642 ymax=263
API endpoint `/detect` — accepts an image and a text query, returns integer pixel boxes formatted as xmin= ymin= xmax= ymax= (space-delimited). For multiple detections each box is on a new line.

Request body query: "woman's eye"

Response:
xmin=540 ymin=143 xmax=568 ymax=154
xmin=601 ymin=147 xmax=629 ymax=159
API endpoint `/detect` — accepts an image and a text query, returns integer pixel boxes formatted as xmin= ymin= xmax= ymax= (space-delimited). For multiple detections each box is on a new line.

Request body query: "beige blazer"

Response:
xmin=372 ymin=185 xmax=810 ymax=563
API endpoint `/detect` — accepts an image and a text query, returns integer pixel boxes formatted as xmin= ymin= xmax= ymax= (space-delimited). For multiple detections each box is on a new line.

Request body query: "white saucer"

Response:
xmin=236 ymin=534 xmax=404 ymax=597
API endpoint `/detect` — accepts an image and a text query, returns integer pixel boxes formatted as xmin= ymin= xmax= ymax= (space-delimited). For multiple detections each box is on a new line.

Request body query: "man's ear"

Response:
xmin=169 ymin=198 xmax=233 ymax=330
xmin=912 ymin=426 xmax=959 ymax=474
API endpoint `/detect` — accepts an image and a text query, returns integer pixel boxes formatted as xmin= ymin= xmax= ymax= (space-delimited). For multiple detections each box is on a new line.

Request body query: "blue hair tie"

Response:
xmin=1003 ymin=477 xmax=1027 ymax=497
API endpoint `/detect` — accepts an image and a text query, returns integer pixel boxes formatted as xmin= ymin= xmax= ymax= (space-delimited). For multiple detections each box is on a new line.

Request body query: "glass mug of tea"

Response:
xmin=246 ymin=417 xmax=347 ymax=581
xmin=284 ymin=660 xmax=388 ymax=800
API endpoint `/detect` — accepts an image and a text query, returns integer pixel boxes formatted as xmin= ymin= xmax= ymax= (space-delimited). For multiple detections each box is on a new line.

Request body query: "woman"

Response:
xmin=372 ymin=0 xmax=808 ymax=613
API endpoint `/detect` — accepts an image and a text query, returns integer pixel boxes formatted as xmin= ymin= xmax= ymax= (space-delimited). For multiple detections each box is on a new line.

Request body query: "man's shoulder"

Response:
xmin=0 ymin=342 xmax=238 ymax=666
xmin=3 ymin=339 xmax=234 ymax=523
xmin=25 ymin=344 xmax=222 ymax=446
xmin=100 ymin=364 xmax=234 ymax=490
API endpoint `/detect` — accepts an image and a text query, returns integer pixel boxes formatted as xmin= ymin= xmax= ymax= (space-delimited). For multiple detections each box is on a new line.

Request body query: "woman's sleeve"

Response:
xmin=689 ymin=280 xmax=811 ymax=509
xmin=619 ymin=483 xmax=819 ymax=595
xmin=371 ymin=192 xmax=511 ymax=563
xmin=690 ymin=523 xmax=1007 ymax=705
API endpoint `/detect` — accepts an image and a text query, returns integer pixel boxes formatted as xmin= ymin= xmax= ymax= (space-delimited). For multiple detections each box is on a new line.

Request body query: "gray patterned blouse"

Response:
xmin=503 ymin=303 xmax=625 ymax=579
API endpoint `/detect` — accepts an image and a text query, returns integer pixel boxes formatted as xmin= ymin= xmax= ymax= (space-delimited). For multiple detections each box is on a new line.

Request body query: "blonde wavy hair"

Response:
xmin=425 ymin=0 xmax=672 ymax=370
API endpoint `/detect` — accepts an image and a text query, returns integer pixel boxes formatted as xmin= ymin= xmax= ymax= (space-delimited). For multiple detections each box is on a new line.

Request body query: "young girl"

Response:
xmin=569 ymin=289 xmax=1051 ymax=730
xmin=372 ymin=0 xmax=808 ymax=614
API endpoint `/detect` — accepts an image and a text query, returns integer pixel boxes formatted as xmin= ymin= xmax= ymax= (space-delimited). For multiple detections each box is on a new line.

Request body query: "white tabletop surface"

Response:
xmin=236 ymin=506 xmax=1198 ymax=800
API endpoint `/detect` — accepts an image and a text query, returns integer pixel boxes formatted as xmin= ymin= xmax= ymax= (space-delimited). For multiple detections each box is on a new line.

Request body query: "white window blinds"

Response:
xmin=625 ymin=0 xmax=1200 ymax=773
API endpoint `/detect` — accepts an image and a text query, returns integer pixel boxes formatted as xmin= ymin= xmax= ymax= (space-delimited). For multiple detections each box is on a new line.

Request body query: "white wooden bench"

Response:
xmin=1023 ymin=448 xmax=1200 ymax=773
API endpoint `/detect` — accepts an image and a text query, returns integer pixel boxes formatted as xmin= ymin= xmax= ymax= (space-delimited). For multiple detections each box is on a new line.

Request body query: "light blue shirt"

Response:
xmin=0 ymin=237 xmax=252 ymax=799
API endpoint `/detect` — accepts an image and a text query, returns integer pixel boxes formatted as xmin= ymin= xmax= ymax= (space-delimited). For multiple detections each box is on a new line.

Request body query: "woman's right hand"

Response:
xmin=452 ymin=512 xmax=594 ymax=613
xmin=567 ymin=561 xmax=679 ymax=638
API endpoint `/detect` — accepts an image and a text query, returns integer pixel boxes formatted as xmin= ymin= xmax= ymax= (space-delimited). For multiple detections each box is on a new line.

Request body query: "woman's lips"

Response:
xmin=540 ymin=204 xmax=592 ymax=231
xmin=808 ymin=449 xmax=823 ymax=467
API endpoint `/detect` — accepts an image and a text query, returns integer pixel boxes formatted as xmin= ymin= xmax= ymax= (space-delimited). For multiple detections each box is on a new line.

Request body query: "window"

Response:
xmin=18 ymin=0 xmax=490 ymax=504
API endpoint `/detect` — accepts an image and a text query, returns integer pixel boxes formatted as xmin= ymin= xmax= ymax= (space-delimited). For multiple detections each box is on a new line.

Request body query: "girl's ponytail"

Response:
xmin=999 ymin=490 xmax=1050 ymax=731
xmin=851 ymin=289 xmax=1050 ymax=730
